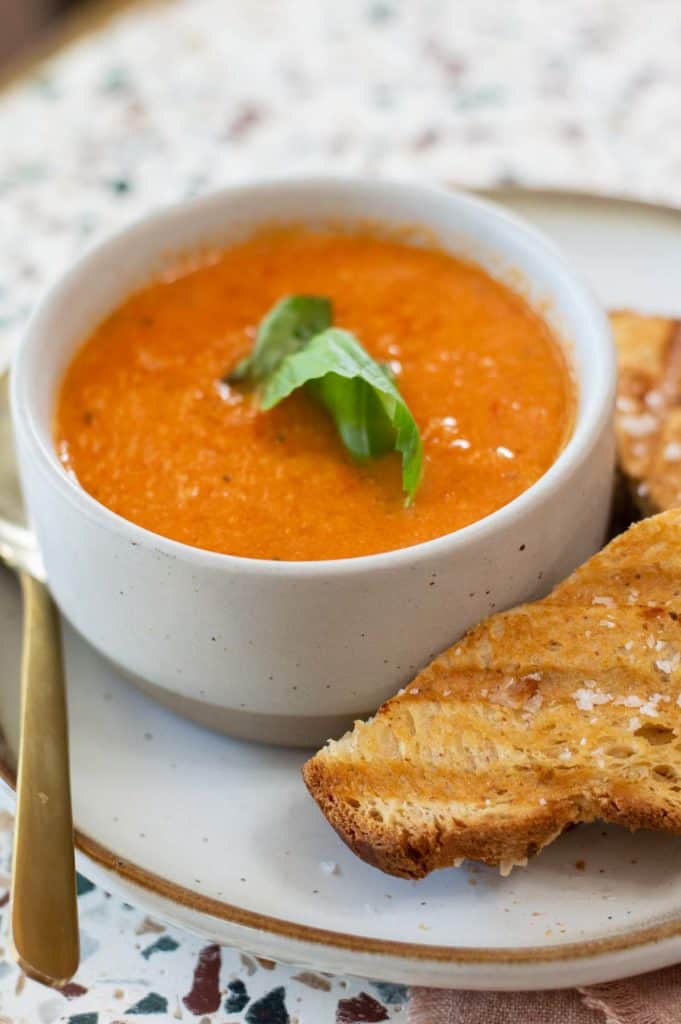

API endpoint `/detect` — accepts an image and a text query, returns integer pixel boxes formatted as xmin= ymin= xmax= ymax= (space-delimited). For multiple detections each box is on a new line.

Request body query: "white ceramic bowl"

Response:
xmin=11 ymin=178 xmax=615 ymax=746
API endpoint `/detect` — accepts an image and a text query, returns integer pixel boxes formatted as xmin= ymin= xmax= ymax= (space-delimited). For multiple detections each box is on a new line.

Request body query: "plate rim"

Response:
xmin=4 ymin=185 xmax=681 ymax=975
xmin=473 ymin=183 xmax=681 ymax=220
xmin=1 ymin=748 xmax=681 ymax=969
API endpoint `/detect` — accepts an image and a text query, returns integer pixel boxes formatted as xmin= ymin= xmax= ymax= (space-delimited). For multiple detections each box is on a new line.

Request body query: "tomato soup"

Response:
xmin=55 ymin=227 xmax=573 ymax=560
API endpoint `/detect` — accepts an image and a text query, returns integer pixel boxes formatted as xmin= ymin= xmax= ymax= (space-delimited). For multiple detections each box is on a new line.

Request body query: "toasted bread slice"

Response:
xmin=612 ymin=311 xmax=681 ymax=514
xmin=304 ymin=510 xmax=681 ymax=878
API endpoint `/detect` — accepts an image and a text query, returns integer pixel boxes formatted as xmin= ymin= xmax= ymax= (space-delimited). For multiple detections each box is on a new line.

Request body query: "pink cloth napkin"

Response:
xmin=408 ymin=965 xmax=681 ymax=1023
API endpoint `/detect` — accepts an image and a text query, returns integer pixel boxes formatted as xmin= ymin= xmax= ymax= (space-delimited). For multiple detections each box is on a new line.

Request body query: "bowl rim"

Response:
xmin=11 ymin=175 xmax=616 ymax=577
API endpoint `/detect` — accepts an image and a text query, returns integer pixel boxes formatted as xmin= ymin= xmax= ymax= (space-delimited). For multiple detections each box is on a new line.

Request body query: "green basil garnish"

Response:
xmin=226 ymin=295 xmax=332 ymax=384
xmin=226 ymin=298 xmax=424 ymax=502
xmin=262 ymin=328 xmax=422 ymax=502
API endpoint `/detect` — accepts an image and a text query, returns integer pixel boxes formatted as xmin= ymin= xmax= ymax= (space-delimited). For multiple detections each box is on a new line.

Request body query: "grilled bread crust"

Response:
xmin=612 ymin=311 xmax=681 ymax=515
xmin=304 ymin=510 xmax=681 ymax=878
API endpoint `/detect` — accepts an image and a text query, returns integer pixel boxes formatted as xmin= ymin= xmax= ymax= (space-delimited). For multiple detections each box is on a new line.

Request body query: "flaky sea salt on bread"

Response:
xmin=304 ymin=510 xmax=681 ymax=878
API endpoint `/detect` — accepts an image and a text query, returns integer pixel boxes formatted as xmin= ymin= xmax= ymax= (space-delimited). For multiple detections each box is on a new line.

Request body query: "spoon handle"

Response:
xmin=11 ymin=571 xmax=79 ymax=986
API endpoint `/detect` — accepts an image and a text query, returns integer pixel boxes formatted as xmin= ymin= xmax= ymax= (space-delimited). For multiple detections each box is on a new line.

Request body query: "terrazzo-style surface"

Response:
xmin=0 ymin=810 xmax=408 ymax=1023
xmin=1 ymin=0 xmax=681 ymax=1019
xmin=2 ymin=0 xmax=681 ymax=367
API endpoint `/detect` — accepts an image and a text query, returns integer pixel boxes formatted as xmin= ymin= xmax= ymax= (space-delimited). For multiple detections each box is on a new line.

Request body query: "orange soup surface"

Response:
xmin=56 ymin=227 xmax=573 ymax=560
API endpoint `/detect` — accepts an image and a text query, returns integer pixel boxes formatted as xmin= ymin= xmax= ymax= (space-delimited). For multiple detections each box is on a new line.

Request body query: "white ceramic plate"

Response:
xmin=2 ymin=189 xmax=681 ymax=991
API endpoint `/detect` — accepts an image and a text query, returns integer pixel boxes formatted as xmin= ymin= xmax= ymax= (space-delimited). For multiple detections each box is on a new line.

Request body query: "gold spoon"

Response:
xmin=0 ymin=370 xmax=79 ymax=986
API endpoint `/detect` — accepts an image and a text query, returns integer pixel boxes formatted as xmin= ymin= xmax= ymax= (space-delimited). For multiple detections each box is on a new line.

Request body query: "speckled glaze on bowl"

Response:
xmin=10 ymin=178 xmax=615 ymax=746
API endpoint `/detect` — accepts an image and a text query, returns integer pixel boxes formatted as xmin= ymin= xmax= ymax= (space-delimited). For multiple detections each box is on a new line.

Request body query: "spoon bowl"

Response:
xmin=0 ymin=374 xmax=41 ymax=578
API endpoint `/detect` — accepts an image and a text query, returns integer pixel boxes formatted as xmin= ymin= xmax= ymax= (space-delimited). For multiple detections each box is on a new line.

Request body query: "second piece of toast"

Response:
xmin=612 ymin=311 xmax=681 ymax=515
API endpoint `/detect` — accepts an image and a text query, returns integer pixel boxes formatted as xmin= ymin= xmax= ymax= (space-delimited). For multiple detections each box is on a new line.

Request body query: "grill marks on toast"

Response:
xmin=612 ymin=312 xmax=681 ymax=514
xmin=304 ymin=511 xmax=681 ymax=878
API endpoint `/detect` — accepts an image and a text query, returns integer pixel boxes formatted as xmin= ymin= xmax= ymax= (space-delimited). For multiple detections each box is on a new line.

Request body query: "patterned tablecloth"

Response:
xmin=1 ymin=1 xmax=680 ymax=1020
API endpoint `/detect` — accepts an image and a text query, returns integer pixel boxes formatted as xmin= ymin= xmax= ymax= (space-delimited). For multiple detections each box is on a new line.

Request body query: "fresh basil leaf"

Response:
xmin=261 ymin=328 xmax=423 ymax=502
xmin=226 ymin=295 xmax=332 ymax=383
